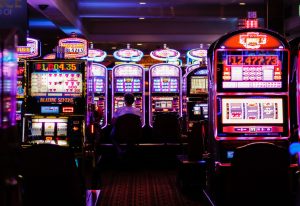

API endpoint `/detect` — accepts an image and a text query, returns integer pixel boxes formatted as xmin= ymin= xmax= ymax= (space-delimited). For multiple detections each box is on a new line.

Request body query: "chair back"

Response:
xmin=152 ymin=113 xmax=181 ymax=142
xmin=19 ymin=144 xmax=84 ymax=206
xmin=114 ymin=114 xmax=142 ymax=144
xmin=228 ymin=142 xmax=290 ymax=206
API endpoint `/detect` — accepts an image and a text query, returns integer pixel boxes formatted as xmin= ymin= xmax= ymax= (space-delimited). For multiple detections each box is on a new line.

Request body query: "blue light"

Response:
xmin=289 ymin=142 xmax=300 ymax=155
xmin=29 ymin=19 xmax=56 ymax=28
xmin=60 ymin=27 xmax=83 ymax=35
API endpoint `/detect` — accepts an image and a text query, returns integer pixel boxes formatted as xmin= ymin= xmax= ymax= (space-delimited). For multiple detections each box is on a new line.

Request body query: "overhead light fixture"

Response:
xmin=239 ymin=2 xmax=246 ymax=5
xmin=137 ymin=43 xmax=143 ymax=46
xmin=112 ymin=46 xmax=116 ymax=49
xmin=139 ymin=17 xmax=145 ymax=20
xmin=221 ymin=17 xmax=227 ymax=20
xmin=139 ymin=2 xmax=146 ymax=5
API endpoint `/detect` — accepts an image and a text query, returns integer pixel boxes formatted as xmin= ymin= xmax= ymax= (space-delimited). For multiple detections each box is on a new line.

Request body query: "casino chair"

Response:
xmin=225 ymin=142 xmax=291 ymax=206
xmin=113 ymin=113 xmax=142 ymax=156
xmin=18 ymin=144 xmax=85 ymax=206
xmin=152 ymin=113 xmax=181 ymax=144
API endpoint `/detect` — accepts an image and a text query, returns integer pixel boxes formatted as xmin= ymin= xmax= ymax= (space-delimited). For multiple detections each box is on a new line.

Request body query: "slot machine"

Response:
xmin=182 ymin=64 xmax=208 ymax=132
xmin=24 ymin=59 xmax=87 ymax=151
xmin=16 ymin=37 xmax=41 ymax=139
xmin=149 ymin=63 xmax=182 ymax=127
xmin=87 ymin=63 xmax=108 ymax=128
xmin=206 ymin=28 xmax=295 ymax=205
xmin=112 ymin=63 xmax=145 ymax=126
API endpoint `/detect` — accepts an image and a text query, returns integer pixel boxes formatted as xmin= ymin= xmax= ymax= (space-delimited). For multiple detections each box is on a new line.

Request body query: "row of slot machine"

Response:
xmin=15 ymin=46 xmax=209 ymax=150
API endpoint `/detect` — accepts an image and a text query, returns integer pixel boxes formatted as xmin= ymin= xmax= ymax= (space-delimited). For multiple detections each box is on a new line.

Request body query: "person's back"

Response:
xmin=112 ymin=93 xmax=141 ymax=123
xmin=110 ymin=93 xmax=142 ymax=156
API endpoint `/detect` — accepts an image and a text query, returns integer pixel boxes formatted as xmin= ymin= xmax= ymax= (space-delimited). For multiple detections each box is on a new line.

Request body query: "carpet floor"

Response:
xmin=96 ymin=157 xmax=210 ymax=206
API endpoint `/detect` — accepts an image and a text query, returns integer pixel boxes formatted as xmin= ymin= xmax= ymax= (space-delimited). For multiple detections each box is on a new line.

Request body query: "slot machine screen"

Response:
xmin=152 ymin=77 xmax=179 ymax=93
xmin=188 ymin=103 xmax=208 ymax=120
xmin=155 ymin=101 xmax=173 ymax=109
xmin=115 ymin=77 xmax=142 ymax=93
xmin=190 ymin=76 xmax=208 ymax=94
xmin=93 ymin=77 xmax=104 ymax=93
xmin=216 ymin=50 xmax=288 ymax=92
xmin=217 ymin=96 xmax=288 ymax=137
xmin=30 ymin=62 xmax=84 ymax=97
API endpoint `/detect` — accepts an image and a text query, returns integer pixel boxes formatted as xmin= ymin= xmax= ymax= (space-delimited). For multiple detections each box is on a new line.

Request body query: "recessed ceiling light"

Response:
xmin=139 ymin=2 xmax=146 ymax=5
xmin=239 ymin=2 xmax=246 ymax=5
xmin=137 ymin=43 xmax=143 ymax=46
xmin=139 ymin=17 xmax=145 ymax=20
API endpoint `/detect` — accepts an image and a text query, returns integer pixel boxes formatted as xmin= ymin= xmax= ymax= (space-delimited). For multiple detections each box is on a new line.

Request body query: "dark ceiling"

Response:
xmin=26 ymin=0 xmax=300 ymax=57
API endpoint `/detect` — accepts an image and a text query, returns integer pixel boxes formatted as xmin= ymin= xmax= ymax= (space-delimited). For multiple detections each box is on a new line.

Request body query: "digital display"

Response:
xmin=193 ymin=104 xmax=208 ymax=116
xmin=94 ymin=77 xmax=104 ymax=93
xmin=44 ymin=122 xmax=55 ymax=136
xmin=221 ymin=98 xmax=283 ymax=124
xmin=30 ymin=72 xmax=82 ymax=97
xmin=227 ymin=55 xmax=278 ymax=65
xmin=115 ymin=77 xmax=142 ymax=93
xmin=34 ymin=62 xmax=80 ymax=72
xmin=190 ymin=76 xmax=208 ymax=94
xmin=31 ymin=123 xmax=42 ymax=136
xmin=41 ymin=106 xmax=60 ymax=114
xmin=217 ymin=50 xmax=288 ymax=91
xmin=155 ymin=101 xmax=173 ymax=109
xmin=57 ymin=122 xmax=67 ymax=136
xmin=152 ymin=77 xmax=179 ymax=93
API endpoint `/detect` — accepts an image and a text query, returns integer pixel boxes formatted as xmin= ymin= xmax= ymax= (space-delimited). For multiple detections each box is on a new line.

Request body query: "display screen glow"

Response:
xmin=217 ymin=50 xmax=288 ymax=91
xmin=152 ymin=77 xmax=179 ymax=93
xmin=30 ymin=72 xmax=82 ymax=97
xmin=190 ymin=76 xmax=208 ymax=94
xmin=227 ymin=55 xmax=278 ymax=65
xmin=221 ymin=98 xmax=283 ymax=124
xmin=115 ymin=77 xmax=142 ymax=93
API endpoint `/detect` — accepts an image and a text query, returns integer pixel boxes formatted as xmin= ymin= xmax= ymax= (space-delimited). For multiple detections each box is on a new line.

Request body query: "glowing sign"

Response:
xmin=221 ymin=31 xmax=284 ymax=49
xmin=43 ymin=53 xmax=56 ymax=60
xmin=151 ymin=63 xmax=180 ymax=77
xmin=150 ymin=48 xmax=180 ymax=61
xmin=239 ymin=32 xmax=267 ymax=49
xmin=91 ymin=63 xmax=106 ymax=77
xmin=82 ymin=49 xmax=107 ymax=62
xmin=17 ymin=37 xmax=40 ymax=59
xmin=58 ymin=37 xmax=88 ymax=59
xmin=114 ymin=64 xmax=143 ymax=77
xmin=113 ymin=48 xmax=143 ymax=62
xmin=187 ymin=49 xmax=207 ymax=60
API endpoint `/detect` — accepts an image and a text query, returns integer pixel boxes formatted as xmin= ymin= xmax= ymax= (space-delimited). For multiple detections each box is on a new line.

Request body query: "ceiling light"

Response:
xmin=139 ymin=2 xmax=146 ymax=5
xmin=239 ymin=2 xmax=246 ymax=5
xmin=112 ymin=46 xmax=116 ymax=49
xmin=139 ymin=17 xmax=145 ymax=20
xmin=137 ymin=43 xmax=143 ymax=46
xmin=221 ymin=17 xmax=227 ymax=20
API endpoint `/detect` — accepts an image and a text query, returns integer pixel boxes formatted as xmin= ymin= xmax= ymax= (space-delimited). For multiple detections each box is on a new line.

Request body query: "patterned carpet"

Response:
xmin=97 ymin=164 xmax=210 ymax=206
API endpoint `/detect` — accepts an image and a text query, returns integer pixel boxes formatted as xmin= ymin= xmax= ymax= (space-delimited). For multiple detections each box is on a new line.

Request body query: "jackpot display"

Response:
xmin=112 ymin=63 xmax=145 ymax=126
xmin=24 ymin=60 xmax=87 ymax=148
xmin=149 ymin=63 xmax=182 ymax=127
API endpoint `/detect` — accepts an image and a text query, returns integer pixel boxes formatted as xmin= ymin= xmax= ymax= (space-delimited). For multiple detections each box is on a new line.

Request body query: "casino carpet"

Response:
xmin=96 ymin=156 xmax=210 ymax=206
